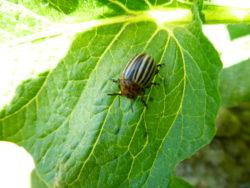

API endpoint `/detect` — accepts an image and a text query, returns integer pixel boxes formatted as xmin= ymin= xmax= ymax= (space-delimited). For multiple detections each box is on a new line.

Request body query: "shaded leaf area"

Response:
xmin=98 ymin=0 xmax=173 ymax=11
xmin=44 ymin=0 xmax=79 ymax=14
xmin=0 ymin=20 xmax=221 ymax=187
xmin=227 ymin=24 xmax=250 ymax=40
xmin=220 ymin=59 xmax=250 ymax=107
xmin=98 ymin=0 xmax=149 ymax=11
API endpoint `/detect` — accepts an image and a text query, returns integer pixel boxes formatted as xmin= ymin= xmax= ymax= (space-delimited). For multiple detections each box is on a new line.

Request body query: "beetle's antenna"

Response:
xmin=140 ymin=97 xmax=148 ymax=109
xmin=157 ymin=63 xmax=164 ymax=67
xmin=151 ymin=82 xmax=160 ymax=86
xmin=108 ymin=93 xmax=122 ymax=96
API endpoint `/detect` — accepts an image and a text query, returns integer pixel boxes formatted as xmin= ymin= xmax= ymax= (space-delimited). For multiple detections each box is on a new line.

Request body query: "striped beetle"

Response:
xmin=109 ymin=53 xmax=161 ymax=107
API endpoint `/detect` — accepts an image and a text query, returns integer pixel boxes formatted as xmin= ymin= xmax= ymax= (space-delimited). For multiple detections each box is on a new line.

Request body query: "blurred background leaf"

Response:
xmin=220 ymin=59 xmax=250 ymax=107
xmin=227 ymin=24 xmax=250 ymax=40
xmin=169 ymin=176 xmax=194 ymax=188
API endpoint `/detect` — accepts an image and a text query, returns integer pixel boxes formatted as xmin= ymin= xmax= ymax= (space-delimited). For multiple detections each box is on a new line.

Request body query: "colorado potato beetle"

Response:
xmin=109 ymin=53 xmax=161 ymax=107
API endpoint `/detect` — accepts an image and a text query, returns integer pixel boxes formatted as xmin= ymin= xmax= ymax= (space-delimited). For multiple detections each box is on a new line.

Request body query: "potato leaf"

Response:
xmin=0 ymin=1 xmax=221 ymax=187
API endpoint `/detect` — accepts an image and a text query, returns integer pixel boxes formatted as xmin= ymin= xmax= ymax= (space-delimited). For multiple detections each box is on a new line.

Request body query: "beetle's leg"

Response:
xmin=108 ymin=93 xmax=122 ymax=96
xmin=110 ymin=79 xmax=119 ymax=83
xmin=155 ymin=69 xmax=160 ymax=75
xmin=151 ymin=82 xmax=159 ymax=86
xmin=155 ymin=64 xmax=164 ymax=75
xmin=110 ymin=79 xmax=121 ymax=89
xmin=140 ymin=97 xmax=148 ymax=109
xmin=145 ymin=82 xmax=159 ymax=88
xmin=140 ymin=88 xmax=146 ymax=95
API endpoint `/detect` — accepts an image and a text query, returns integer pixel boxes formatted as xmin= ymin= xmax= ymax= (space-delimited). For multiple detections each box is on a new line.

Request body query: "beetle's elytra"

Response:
xmin=109 ymin=53 xmax=161 ymax=107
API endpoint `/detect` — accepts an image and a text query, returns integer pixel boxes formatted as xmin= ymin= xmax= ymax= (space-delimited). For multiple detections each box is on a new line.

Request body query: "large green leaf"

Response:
xmin=220 ymin=59 xmax=250 ymax=107
xmin=0 ymin=1 xmax=221 ymax=188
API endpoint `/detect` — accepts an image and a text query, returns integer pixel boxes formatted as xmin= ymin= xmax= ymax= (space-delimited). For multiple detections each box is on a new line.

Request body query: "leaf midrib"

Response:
xmin=140 ymin=33 xmax=187 ymax=187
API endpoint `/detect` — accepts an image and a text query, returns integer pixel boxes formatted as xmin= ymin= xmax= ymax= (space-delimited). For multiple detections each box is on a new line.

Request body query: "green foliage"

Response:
xmin=0 ymin=71 xmax=49 ymax=118
xmin=220 ymin=59 xmax=250 ymax=107
xmin=227 ymin=24 xmax=250 ymax=40
xmin=44 ymin=0 xmax=79 ymax=14
xmin=169 ymin=176 xmax=193 ymax=188
xmin=0 ymin=0 xmax=230 ymax=187
xmin=0 ymin=19 xmax=221 ymax=187
xmin=31 ymin=170 xmax=48 ymax=188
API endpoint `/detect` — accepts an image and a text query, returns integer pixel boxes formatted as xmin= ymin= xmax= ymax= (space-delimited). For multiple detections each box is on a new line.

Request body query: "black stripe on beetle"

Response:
xmin=108 ymin=53 xmax=161 ymax=108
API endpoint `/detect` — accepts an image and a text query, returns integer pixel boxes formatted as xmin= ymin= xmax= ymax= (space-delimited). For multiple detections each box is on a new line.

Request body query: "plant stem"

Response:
xmin=177 ymin=0 xmax=250 ymax=24
xmin=5 ymin=6 xmax=250 ymax=45
xmin=202 ymin=6 xmax=250 ymax=24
